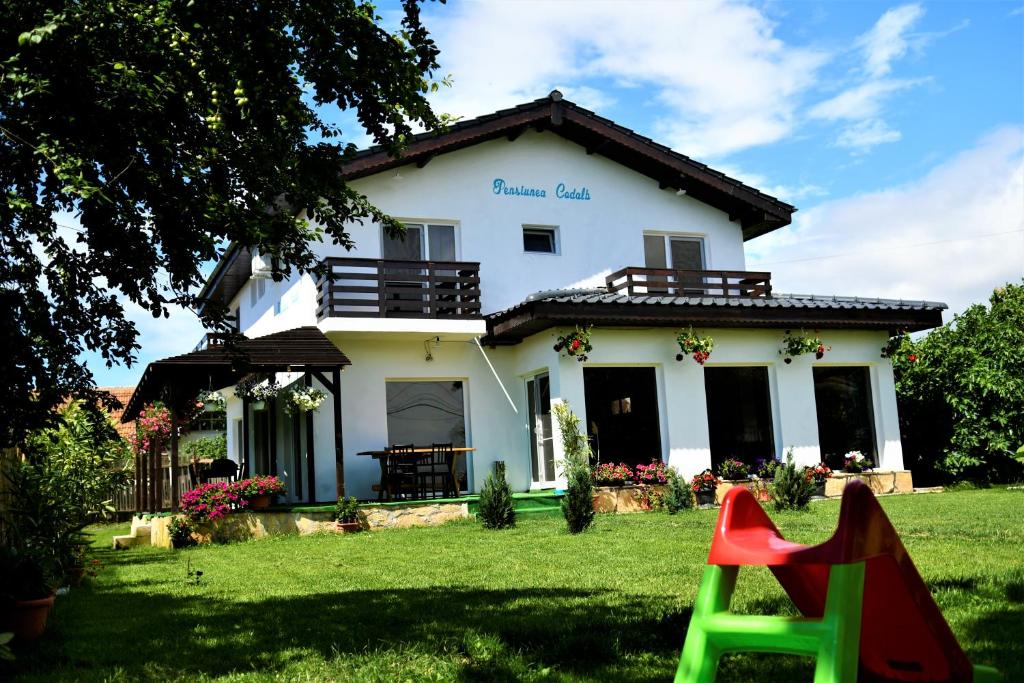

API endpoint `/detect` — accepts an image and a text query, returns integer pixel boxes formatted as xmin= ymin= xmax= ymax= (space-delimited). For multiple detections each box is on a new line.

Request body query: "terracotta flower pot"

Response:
xmin=7 ymin=595 xmax=55 ymax=641
xmin=336 ymin=521 xmax=362 ymax=533
xmin=248 ymin=494 xmax=271 ymax=510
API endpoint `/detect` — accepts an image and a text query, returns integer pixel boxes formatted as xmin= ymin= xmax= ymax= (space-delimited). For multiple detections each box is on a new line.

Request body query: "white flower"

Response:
xmin=844 ymin=451 xmax=865 ymax=461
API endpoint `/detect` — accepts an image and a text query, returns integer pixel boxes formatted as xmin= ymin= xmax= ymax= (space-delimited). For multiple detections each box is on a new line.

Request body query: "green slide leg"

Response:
xmin=675 ymin=564 xmax=738 ymax=683
xmin=676 ymin=562 xmax=866 ymax=683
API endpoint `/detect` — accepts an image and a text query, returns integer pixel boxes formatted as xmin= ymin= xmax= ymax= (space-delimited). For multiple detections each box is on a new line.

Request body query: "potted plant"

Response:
xmin=195 ymin=389 xmax=226 ymax=412
xmin=591 ymin=462 xmax=633 ymax=486
xmin=234 ymin=376 xmax=281 ymax=410
xmin=232 ymin=475 xmax=286 ymax=509
xmin=717 ymin=458 xmax=750 ymax=481
xmin=754 ymin=457 xmax=782 ymax=480
xmin=168 ymin=516 xmax=198 ymax=549
xmin=779 ymin=329 xmax=830 ymax=364
xmin=843 ymin=451 xmax=873 ymax=473
xmin=0 ymin=549 xmax=56 ymax=642
xmin=804 ymin=463 xmax=833 ymax=497
xmin=691 ymin=469 xmax=721 ymax=507
xmin=283 ymin=386 xmax=326 ymax=415
xmin=553 ymin=325 xmax=593 ymax=362
xmin=675 ymin=327 xmax=714 ymax=365
xmin=634 ymin=461 xmax=669 ymax=485
xmin=334 ymin=496 xmax=362 ymax=532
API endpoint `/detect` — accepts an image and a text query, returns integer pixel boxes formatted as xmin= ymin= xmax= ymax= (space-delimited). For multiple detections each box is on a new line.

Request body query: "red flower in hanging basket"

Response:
xmin=908 ymin=354 xmax=918 ymax=362
xmin=571 ymin=338 xmax=581 ymax=351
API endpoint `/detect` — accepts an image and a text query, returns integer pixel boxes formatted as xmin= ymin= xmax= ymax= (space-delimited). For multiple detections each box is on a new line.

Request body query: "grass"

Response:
xmin=8 ymin=488 xmax=1024 ymax=682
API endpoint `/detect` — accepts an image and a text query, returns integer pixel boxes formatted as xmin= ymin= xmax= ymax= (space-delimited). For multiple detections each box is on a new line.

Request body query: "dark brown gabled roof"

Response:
xmin=122 ymin=327 xmax=350 ymax=421
xmin=483 ymin=291 xmax=946 ymax=343
xmin=343 ymin=91 xmax=795 ymax=240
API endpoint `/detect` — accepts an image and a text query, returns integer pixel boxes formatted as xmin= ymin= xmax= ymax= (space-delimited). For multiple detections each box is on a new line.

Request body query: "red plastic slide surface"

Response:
xmin=707 ymin=481 xmax=974 ymax=682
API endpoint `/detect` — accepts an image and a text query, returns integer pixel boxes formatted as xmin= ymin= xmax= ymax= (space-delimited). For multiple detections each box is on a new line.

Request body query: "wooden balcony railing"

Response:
xmin=605 ymin=267 xmax=772 ymax=298
xmin=317 ymin=257 xmax=482 ymax=320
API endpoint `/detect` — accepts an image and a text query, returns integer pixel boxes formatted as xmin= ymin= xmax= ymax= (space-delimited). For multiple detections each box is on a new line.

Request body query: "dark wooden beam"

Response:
xmin=586 ymin=139 xmax=611 ymax=156
xmin=241 ymin=397 xmax=251 ymax=477
xmin=311 ymin=369 xmax=336 ymax=394
xmin=506 ymin=126 xmax=526 ymax=142
xmin=268 ymin=395 xmax=278 ymax=477
xmin=304 ymin=373 xmax=316 ymax=503
xmin=170 ymin=408 xmax=179 ymax=511
xmin=151 ymin=437 xmax=161 ymax=512
xmin=332 ymin=367 xmax=345 ymax=500
xmin=415 ymin=154 xmax=434 ymax=169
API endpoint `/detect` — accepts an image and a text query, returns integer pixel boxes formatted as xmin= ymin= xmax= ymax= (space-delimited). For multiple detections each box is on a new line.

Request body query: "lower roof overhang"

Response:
xmin=122 ymin=327 xmax=350 ymax=422
xmin=483 ymin=297 xmax=946 ymax=345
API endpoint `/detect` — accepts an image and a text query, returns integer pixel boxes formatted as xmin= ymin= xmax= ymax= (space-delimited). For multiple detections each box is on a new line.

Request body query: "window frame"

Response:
xmin=642 ymin=231 xmax=708 ymax=270
xmin=380 ymin=220 xmax=460 ymax=261
xmin=522 ymin=225 xmax=560 ymax=255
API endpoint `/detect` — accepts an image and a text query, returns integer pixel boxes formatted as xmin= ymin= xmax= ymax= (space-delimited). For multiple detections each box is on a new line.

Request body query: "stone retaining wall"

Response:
xmin=139 ymin=501 xmax=469 ymax=549
xmin=716 ymin=470 xmax=913 ymax=504
xmin=592 ymin=485 xmax=668 ymax=513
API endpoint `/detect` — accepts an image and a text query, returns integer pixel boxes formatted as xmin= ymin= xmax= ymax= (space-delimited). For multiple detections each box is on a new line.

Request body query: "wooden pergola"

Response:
xmin=121 ymin=327 xmax=351 ymax=512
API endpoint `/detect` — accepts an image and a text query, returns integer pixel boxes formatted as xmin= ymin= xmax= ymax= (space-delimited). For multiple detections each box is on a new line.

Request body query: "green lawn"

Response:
xmin=8 ymin=489 xmax=1024 ymax=682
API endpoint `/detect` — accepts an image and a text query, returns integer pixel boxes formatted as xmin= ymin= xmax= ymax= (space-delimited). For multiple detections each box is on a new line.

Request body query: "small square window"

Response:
xmin=523 ymin=226 xmax=558 ymax=254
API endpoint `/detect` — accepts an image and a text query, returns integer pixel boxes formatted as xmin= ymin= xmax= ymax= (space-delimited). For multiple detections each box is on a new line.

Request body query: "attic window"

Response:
xmin=523 ymin=226 xmax=558 ymax=254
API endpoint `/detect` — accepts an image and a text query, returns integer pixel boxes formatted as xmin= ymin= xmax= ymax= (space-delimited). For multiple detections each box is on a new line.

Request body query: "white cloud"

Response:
xmin=856 ymin=4 xmax=925 ymax=78
xmin=808 ymin=78 xmax=926 ymax=121
xmin=747 ymin=127 xmax=1024 ymax=316
xmin=425 ymin=0 xmax=829 ymax=158
xmin=835 ymin=118 xmax=902 ymax=151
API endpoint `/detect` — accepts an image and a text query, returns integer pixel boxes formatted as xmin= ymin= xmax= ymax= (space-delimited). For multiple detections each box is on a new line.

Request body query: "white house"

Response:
xmin=135 ymin=92 xmax=945 ymax=505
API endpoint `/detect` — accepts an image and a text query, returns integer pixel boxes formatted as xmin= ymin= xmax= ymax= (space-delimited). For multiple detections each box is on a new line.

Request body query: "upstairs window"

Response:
xmin=643 ymin=233 xmax=705 ymax=271
xmin=523 ymin=226 xmax=559 ymax=254
xmin=382 ymin=223 xmax=456 ymax=261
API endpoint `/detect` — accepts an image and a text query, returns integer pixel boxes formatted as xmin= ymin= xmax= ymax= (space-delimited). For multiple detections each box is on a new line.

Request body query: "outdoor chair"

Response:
xmin=197 ymin=457 xmax=239 ymax=485
xmin=386 ymin=444 xmax=422 ymax=500
xmin=416 ymin=443 xmax=457 ymax=499
xmin=676 ymin=480 xmax=1000 ymax=683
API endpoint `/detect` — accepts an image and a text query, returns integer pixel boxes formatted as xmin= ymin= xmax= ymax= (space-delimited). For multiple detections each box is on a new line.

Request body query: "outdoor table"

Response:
xmin=357 ymin=447 xmax=476 ymax=501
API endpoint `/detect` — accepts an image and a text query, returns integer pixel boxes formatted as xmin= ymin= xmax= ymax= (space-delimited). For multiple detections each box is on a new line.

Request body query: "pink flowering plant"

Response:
xmin=232 ymin=475 xmax=287 ymax=500
xmin=717 ymin=458 xmax=751 ymax=480
xmin=804 ymin=463 xmax=833 ymax=485
xmin=634 ymin=461 xmax=669 ymax=485
xmin=135 ymin=402 xmax=172 ymax=454
xmin=676 ymin=327 xmax=714 ymax=365
xmin=591 ymin=462 xmax=633 ymax=485
xmin=180 ymin=482 xmax=246 ymax=522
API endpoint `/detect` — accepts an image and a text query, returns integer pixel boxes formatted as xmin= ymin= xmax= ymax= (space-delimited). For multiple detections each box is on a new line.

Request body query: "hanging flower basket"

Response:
xmin=675 ymin=327 xmax=714 ymax=365
xmin=779 ymin=329 xmax=830 ymax=364
xmin=553 ymin=325 xmax=593 ymax=362
xmin=234 ymin=376 xmax=282 ymax=404
xmin=283 ymin=386 xmax=326 ymax=415
xmin=196 ymin=390 xmax=226 ymax=413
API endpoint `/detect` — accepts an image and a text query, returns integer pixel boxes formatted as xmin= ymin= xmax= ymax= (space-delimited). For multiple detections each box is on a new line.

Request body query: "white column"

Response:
xmin=873 ymin=362 xmax=906 ymax=470
xmin=549 ymin=354 xmax=586 ymax=486
xmin=775 ymin=358 xmax=822 ymax=466
xmin=663 ymin=359 xmax=712 ymax=477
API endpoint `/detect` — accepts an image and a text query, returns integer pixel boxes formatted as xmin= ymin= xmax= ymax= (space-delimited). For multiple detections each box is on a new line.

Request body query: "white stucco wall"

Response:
xmin=230 ymin=129 xmax=748 ymax=339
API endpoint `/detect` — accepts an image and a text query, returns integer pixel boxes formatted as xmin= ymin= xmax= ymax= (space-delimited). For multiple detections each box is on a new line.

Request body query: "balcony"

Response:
xmin=316 ymin=257 xmax=482 ymax=321
xmin=605 ymin=267 xmax=772 ymax=298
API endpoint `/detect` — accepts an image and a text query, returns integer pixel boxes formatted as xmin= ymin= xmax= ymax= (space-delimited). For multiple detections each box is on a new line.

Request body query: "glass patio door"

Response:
xmin=527 ymin=373 xmax=557 ymax=486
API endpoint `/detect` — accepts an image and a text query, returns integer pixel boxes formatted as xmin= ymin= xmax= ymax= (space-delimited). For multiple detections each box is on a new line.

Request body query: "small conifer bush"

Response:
xmin=664 ymin=467 xmax=694 ymax=513
xmin=478 ymin=462 xmax=516 ymax=530
xmin=554 ymin=402 xmax=595 ymax=534
xmin=770 ymin=450 xmax=816 ymax=511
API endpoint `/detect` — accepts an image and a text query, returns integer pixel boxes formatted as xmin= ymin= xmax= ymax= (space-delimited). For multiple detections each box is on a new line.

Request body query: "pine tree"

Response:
xmin=665 ymin=467 xmax=694 ymax=513
xmin=553 ymin=402 xmax=595 ymax=534
xmin=478 ymin=463 xmax=516 ymax=530
xmin=770 ymin=450 xmax=815 ymax=511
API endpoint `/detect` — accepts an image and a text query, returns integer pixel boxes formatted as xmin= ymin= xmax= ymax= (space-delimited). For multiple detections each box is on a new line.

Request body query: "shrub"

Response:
xmin=632 ymin=485 xmax=665 ymax=510
xmin=180 ymin=482 xmax=244 ymax=522
xmin=755 ymin=457 xmax=782 ymax=480
xmin=334 ymin=496 xmax=360 ymax=524
xmin=183 ymin=434 xmax=227 ymax=462
xmin=477 ymin=463 xmax=515 ymax=530
xmin=664 ymin=468 xmax=694 ymax=513
xmin=717 ymin=458 xmax=750 ymax=480
xmin=634 ymin=461 xmax=668 ymax=485
xmin=168 ymin=516 xmax=197 ymax=549
xmin=591 ymin=462 xmax=633 ymax=485
xmin=553 ymin=402 xmax=595 ymax=534
xmin=770 ymin=451 xmax=815 ymax=511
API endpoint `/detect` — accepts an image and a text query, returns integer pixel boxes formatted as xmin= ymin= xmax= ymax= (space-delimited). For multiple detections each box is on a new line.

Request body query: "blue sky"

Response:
xmin=86 ymin=0 xmax=1024 ymax=387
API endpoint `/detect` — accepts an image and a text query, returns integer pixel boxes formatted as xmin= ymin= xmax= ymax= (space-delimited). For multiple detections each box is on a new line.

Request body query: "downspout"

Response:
xmin=473 ymin=337 xmax=517 ymax=413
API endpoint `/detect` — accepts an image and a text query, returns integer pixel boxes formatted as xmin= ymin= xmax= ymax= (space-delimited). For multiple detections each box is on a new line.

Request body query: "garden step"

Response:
xmin=112 ymin=534 xmax=136 ymax=549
